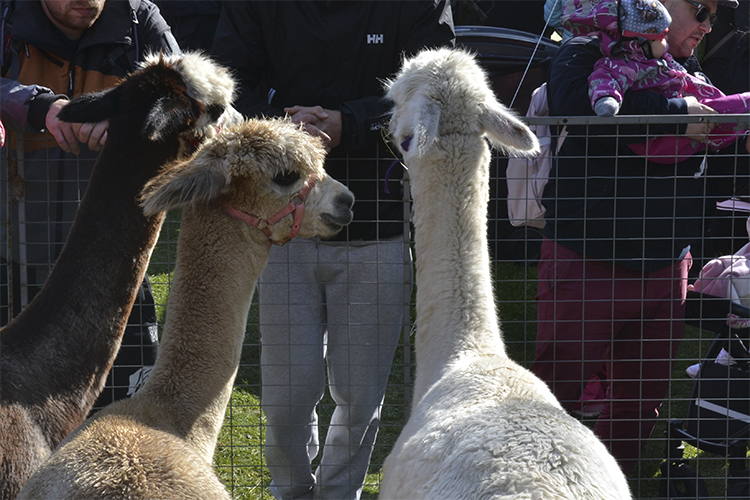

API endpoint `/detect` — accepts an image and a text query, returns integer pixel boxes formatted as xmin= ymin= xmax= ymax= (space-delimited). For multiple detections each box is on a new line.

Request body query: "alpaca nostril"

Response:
xmin=338 ymin=192 xmax=355 ymax=210
xmin=322 ymin=192 xmax=354 ymax=227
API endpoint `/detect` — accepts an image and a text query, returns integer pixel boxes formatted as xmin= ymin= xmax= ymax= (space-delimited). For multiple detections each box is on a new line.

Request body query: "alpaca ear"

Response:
xmin=139 ymin=145 xmax=231 ymax=216
xmin=414 ymin=99 xmax=441 ymax=156
xmin=480 ymin=100 xmax=540 ymax=156
xmin=142 ymin=95 xmax=197 ymax=142
xmin=56 ymin=87 xmax=121 ymax=124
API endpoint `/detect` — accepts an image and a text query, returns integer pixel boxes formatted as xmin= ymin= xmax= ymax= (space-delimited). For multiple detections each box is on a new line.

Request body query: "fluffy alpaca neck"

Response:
xmin=133 ymin=205 xmax=269 ymax=462
xmin=409 ymin=135 xmax=506 ymax=403
xmin=0 ymin=121 xmax=170 ymax=439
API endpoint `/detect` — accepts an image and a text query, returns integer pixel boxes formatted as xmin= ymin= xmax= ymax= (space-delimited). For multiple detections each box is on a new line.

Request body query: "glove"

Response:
xmin=594 ymin=97 xmax=620 ymax=117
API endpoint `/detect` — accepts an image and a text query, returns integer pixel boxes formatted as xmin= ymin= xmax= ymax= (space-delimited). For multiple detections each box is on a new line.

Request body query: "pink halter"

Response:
xmin=224 ymin=174 xmax=318 ymax=247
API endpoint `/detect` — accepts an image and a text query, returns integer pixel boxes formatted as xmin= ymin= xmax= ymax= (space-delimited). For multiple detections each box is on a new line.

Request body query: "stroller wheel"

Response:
xmin=659 ymin=461 xmax=709 ymax=499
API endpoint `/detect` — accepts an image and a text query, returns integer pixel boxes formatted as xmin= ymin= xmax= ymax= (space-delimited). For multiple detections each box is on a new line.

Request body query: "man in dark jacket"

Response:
xmin=531 ymin=0 xmax=749 ymax=475
xmin=211 ymin=2 xmax=454 ymax=498
xmin=0 ymin=0 xmax=180 ymax=408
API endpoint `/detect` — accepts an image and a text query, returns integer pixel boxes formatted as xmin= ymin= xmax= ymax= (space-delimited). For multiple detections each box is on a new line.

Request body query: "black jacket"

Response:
xmin=2 ymin=0 xmax=179 ymax=136
xmin=211 ymin=0 xmax=455 ymax=241
xmin=0 ymin=0 xmax=179 ymax=286
xmin=2 ymin=0 xmax=179 ymax=96
xmin=542 ymin=36 xmax=746 ymax=272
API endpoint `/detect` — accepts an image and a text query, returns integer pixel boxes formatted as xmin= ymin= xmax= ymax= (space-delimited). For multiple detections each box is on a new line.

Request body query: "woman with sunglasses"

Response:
xmin=532 ymin=0 xmax=746 ymax=477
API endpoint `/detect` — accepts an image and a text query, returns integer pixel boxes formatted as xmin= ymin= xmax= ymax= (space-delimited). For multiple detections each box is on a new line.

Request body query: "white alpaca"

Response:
xmin=378 ymin=48 xmax=632 ymax=500
xmin=17 ymin=118 xmax=355 ymax=500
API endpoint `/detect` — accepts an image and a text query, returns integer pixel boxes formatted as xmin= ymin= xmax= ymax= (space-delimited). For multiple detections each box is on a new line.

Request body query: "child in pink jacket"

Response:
xmin=563 ymin=0 xmax=749 ymax=163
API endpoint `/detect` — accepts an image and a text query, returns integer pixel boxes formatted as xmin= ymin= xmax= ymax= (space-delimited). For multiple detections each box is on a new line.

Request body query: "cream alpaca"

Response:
xmin=18 ymin=119 xmax=354 ymax=499
xmin=379 ymin=48 xmax=632 ymax=499
xmin=0 ymin=52 xmax=237 ymax=499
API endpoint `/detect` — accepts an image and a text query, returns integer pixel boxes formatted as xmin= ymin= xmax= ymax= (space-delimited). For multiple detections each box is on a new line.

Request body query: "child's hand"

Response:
xmin=594 ymin=97 xmax=620 ymax=117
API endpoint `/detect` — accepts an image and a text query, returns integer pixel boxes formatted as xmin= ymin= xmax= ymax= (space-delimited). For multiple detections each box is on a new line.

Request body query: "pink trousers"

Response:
xmin=531 ymin=239 xmax=691 ymax=474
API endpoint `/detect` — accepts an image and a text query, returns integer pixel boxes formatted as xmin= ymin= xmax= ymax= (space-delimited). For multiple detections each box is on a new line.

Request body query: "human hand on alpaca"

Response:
xmin=285 ymin=105 xmax=342 ymax=151
xmin=46 ymin=99 xmax=108 ymax=154
xmin=71 ymin=120 xmax=109 ymax=152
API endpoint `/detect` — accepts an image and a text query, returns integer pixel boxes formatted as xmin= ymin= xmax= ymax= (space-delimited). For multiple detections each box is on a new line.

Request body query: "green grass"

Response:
xmin=214 ymin=388 xmax=270 ymax=499
xmin=147 ymin=217 xmax=748 ymax=499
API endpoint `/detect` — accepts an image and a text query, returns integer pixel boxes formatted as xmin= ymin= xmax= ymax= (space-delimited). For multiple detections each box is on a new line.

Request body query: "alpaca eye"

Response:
xmin=273 ymin=171 xmax=301 ymax=187
xmin=206 ymin=104 xmax=225 ymax=122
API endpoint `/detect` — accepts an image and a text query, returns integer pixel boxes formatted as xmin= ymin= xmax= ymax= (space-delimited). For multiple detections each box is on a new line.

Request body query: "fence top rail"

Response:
xmin=524 ymin=113 xmax=750 ymax=127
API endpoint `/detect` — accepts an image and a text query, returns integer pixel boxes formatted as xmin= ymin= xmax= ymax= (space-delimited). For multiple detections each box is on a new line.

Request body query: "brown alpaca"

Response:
xmin=0 ymin=52 xmax=238 ymax=499
xmin=17 ymin=118 xmax=355 ymax=499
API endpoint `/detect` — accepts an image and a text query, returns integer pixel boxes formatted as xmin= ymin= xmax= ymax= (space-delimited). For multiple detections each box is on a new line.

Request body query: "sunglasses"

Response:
xmin=683 ymin=0 xmax=718 ymax=26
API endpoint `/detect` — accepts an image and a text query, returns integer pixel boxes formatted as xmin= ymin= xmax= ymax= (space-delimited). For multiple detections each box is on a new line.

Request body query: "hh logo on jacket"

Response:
xmin=367 ymin=34 xmax=384 ymax=44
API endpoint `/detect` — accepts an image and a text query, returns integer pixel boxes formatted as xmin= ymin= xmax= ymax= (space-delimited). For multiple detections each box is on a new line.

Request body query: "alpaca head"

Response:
xmin=58 ymin=51 xmax=239 ymax=157
xmin=385 ymin=48 xmax=540 ymax=160
xmin=139 ymin=118 xmax=355 ymax=243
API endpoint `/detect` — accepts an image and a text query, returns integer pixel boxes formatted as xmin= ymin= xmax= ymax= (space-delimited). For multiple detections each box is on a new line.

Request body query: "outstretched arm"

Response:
xmin=1 ymin=78 xmax=110 ymax=154
xmin=1 ymin=78 xmax=66 ymax=134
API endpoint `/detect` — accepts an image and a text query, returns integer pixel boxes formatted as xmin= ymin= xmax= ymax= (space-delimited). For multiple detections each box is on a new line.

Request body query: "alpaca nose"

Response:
xmin=339 ymin=192 xmax=355 ymax=211
xmin=337 ymin=192 xmax=355 ymax=225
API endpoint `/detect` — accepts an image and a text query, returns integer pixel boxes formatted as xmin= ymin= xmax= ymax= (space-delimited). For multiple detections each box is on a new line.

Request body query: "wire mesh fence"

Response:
xmin=3 ymin=114 xmax=750 ymax=499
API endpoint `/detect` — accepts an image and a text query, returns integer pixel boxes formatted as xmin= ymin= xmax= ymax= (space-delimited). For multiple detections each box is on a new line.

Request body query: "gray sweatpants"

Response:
xmin=259 ymin=237 xmax=411 ymax=500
